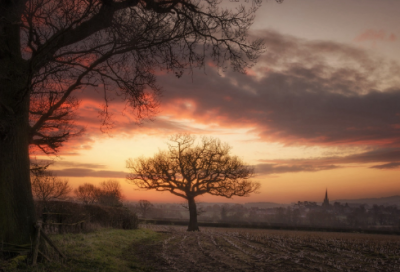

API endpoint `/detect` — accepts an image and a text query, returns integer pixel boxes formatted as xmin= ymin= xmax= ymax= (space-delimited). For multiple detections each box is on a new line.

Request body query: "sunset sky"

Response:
xmin=33 ymin=0 xmax=400 ymax=204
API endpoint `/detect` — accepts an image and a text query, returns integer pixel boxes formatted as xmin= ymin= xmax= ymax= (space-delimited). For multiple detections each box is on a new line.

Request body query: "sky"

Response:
xmin=34 ymin=0 xmax=400 ymax=204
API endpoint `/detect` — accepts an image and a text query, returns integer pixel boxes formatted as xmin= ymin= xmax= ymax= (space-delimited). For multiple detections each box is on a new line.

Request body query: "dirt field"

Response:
xmin=138 ymin=224 xmax=400 ymax=272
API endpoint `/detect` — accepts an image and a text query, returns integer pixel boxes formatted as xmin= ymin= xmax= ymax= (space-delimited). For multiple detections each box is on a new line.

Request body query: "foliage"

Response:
xmin=35 ymin=200 xmax=139 ymax=231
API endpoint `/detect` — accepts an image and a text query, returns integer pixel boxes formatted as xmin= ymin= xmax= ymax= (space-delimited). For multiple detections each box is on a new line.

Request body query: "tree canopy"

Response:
xmin=75 ymin=180 xmax=123 ymax=207
xmin=126 ymin=134 xmax=259 ymax=230
xmin=22 ymin=0 xmax=266 ymax=153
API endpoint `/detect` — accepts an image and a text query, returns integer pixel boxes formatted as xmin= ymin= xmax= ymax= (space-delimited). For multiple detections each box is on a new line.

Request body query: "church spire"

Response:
xmin=322 ymin=188 xmax=330 ymax=208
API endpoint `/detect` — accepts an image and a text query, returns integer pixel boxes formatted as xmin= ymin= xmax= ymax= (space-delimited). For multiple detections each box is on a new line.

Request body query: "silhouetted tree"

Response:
xmin=0 ymin=0 xmax=281 ymax=246
xmin=31 ymin=169 xmax=71 ymax=203
xmin=348 ymin=205 xmax=368 ymax=227
xmin=75 ymin=180 xmax=122 ymax=207
xmin=75 ymin=183 xmax=99 ymax=204
xmin=97 ymin=180 xmax=123 ymax=207
xmin=126 ymin=134 xmax=259 ymax=231
xmin=138 ymin=200 xmax=153 ymax=219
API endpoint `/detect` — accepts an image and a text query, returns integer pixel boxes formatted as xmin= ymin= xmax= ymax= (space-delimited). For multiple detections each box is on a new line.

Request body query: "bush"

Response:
xmin=35 ymin=200 xmax=139 ymax=233
xmin=84 ymin=204 xmax=139 ymax=229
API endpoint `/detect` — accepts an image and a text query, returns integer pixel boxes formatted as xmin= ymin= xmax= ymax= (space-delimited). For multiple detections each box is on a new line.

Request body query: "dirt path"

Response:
xmin=136 ymin=225 xmax=400 ymax=272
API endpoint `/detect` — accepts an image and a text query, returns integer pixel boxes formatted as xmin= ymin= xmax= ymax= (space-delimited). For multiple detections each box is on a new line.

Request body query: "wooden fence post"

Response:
xmin=40 ymin=230 xmax=67 ymax=260
xmin=32 ymin=220 xmax=42 ymax=265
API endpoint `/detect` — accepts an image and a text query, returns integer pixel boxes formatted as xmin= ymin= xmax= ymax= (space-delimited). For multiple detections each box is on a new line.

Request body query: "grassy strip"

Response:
xmin=2 ymin=228 xmax=165 ymax=272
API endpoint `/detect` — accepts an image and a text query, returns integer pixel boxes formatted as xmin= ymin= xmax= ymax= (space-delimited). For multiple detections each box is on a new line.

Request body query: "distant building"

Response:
xmin=322 ymin=189 xmax=330 ymax=208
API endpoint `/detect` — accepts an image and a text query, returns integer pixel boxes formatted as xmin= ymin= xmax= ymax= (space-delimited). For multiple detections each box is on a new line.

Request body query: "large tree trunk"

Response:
xmin=187 ymin=197 xmax=199 ymax=231
xmin=0 ymin=0 xmax=36 ymax=246
xmin=0 ymin=96 xmax=36 ymax=245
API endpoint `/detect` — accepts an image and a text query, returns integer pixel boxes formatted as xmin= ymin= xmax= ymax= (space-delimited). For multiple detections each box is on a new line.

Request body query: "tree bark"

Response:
xmin=0 ymin=0 xmax=36 ymax=245
xmin=187 ymin=197 xmax=199 ymax=231
xmin=0 ymin=95 xmax=36 ymax=245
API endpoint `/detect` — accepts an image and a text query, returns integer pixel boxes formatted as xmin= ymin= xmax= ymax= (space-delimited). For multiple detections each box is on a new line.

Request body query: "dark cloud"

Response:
xmin=255 ymin=163 xmax=339 ymax=175
xmin=335 ymin=149 xmax=400 ymax=164
xmin=154 ymin=29 xmax=400 ymax=147
xmin=370 ymin=162 xmax=400 ymax=169
xmin=55 ymin=161 xmax=107 ymax=169
xmin=52 ymin=168 xmax=127 ymax=178
xmin=256 ymin=148 xmax=400 ymax=175
xmin=57 ymin=29 xmax=400 ymax=155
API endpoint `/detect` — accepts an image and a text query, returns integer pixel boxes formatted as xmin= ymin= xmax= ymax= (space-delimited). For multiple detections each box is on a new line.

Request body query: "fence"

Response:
xmin=41 ymin=212 xmax=87 ymax=234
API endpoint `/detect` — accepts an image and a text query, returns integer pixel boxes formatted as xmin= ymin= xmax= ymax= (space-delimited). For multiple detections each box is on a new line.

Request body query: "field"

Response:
xmin=140 ymin=224 xmax=400 ymax=272
xmin=3 ymin=225 xmax=400 ymax=271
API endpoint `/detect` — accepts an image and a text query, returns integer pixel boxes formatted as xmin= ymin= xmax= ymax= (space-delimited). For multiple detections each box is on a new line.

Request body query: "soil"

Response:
xmin=132 ymin=225 xmax=400 ymax=272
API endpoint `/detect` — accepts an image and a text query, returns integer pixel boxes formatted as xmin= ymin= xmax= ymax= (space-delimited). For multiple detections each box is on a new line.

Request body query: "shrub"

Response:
xmin=35 ymin=200 xmax=139 ymax=233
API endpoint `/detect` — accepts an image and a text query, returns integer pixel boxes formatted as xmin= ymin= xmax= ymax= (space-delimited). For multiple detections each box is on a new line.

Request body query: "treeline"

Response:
xmin=35 ymin=200 xmax=139 ymax=233
xmin=134 ymin=202 xmax=400 ymax=230
xmin=30 ymin=163 xmax=138 ymax=233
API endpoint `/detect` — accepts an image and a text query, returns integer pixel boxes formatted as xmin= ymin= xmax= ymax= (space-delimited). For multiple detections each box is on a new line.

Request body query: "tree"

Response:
xmin=126 ymin=134 xmax=259 ymax=231
xmin=74 ymin=183 xmax=99 ymax=204
xmin=138 ymin=200 xmax=153 ymax=218
xmin=97 ymin=180 xmax=123 ymax=207
xmin=31 ymin=169 xmax=71 ymax=203
xmin=74 ymin=180 xmax=122 ymax=206
xmin=0 ymin=0 xmax=280 ymax=246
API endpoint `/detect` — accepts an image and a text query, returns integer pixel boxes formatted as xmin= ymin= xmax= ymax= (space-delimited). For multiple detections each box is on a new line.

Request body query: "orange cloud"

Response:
xmin=354 ymin=29 xmax=397 ymax=43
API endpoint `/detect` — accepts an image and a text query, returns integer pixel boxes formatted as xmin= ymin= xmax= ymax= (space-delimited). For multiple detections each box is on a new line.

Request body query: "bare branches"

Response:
xmin=127 ymin=134 xmax=259 ymax=231
xmin=30 ymin=168 xmax=72 ymax=203
xmin=74 ymin=180 xmax=123 ymax=206
xmin=126 ymin=134 xmax=259 ymax=199
xmin=74 ymin=183 xmax=98 ymax=204
xmin=18 ymin=0 xmax=267 ymax=153
xmin=98 ymin=179 xmax=123 ymax=206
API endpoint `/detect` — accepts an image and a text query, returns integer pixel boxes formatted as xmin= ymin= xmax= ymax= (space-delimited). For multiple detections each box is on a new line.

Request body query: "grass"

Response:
xmin=2 ymin=228 xmax=165 ymax=272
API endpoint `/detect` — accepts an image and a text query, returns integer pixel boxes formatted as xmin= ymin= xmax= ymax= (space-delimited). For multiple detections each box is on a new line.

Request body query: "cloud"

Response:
xmin=355 ymin=29 xmax=397 ymax=43
xmin=370 ymin=162 xmax=400 ymax=170
xmin=255 ymin=148 xmax=400 ymax=175
xmin=52 ymin=168 xmax=127 ymax=178
xmin=39 ymin=29 xmax=400 ymax=157
xmin=37 ymin=160 xmax=128 ymax=178
xmin=255 ymin=163 xmax=338 ymax=175
xmin=260 ymin=148 xmax=400 ymax=164
xmin=153 ymin=29 xmax=400 ymax=147
xmin=55 ymin=161 xmax=107 ymax=169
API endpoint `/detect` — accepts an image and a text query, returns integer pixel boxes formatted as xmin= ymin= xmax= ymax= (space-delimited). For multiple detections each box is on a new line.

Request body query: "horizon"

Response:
xmin=120 ymin=194 xmax=400 ymax=205
xmin=32 ymin=0 xmax=400 ymax=204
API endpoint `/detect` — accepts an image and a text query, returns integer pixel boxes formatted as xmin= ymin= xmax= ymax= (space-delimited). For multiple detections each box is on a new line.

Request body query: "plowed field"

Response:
xmin=139 ymin=224 xmax=400 ymax=272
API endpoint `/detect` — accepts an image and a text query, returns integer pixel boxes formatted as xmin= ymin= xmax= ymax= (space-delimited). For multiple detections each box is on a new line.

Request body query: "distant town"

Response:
xmin=126 ymin=191 xmax=400 ymax=231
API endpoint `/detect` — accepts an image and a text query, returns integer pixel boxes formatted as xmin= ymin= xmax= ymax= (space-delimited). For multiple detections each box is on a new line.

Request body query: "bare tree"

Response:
xmin=75 ymin=180 xmax=122 ymax=207
xmin=74 ymin=183 xmax=99 ymax=204
xmin=127 ymin=134 xmax=259 ymax=231
xmin=31 ymin=169 xmax=71 ymax=203
xmin=97 ymin=180 xmax=123 ymax=207
xmin=0 ymin=0 xmax=280 ymax=246
xmin=138 ymin=200 xmax=154 ymax=219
